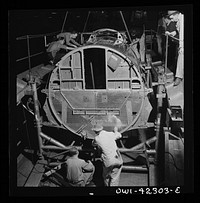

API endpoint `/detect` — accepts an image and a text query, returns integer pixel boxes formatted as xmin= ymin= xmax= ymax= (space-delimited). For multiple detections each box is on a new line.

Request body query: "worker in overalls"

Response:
xmin=46 ymin=37 xmax=68 ymax=65
xmin=57 ymin=30 xmax=81 ymax=50
xmin=92 ymin=118 xmax=123 ymax=186
xmin=158 ymin=14 xmax=179 ymax=74
xmin=64 ymin=147 xmax=95 ymax=187
xmin=166 ymin=10 xmax=184 ymax=86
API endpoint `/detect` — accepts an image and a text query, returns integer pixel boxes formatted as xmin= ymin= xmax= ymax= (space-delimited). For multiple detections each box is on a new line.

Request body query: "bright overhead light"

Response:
xmin=51 ymin=12 xmax=57 ymax=15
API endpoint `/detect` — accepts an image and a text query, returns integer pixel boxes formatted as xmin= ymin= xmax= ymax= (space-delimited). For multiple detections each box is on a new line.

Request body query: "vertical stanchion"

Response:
xmin=32 ymin=80 xmax=43 ymax=159
xmin=27 ymin=35 xmax=32 ymax=80
xmin=154 ymin=75 xmax=166 ymax=186
xmin=150 ymin=29 xmax=152 ymax=50
xmin=164 ymin=34 xmax=169 ymax=74
xmin=143 ymin=24 xmax=146 ymax=63
xmin=44 ymin=35 xmax=47 ymax=47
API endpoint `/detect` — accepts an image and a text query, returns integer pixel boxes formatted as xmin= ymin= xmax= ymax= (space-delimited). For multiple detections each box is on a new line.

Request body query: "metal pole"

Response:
xmin=154 ymin=77 xmax=166 ymax=186
xmin=143 ymin=24 xmax=146 ymax=63
xmin=119 ymin=11 xmax=132 ymax=43
xmin=90 ymin=62 xmax=95 ymax=89
xmin=40 ymin=132 xmax=67 ymax=148
xmin=119 ymin=136 xmax=157 ymax=152
xmin=164 ymin=34 xmax=169 ymax=74
xmin=150 ymin=29 xmax=153 ymax=50
xmin=32 ymin=81 xmax=43 ymax=159
xmin=26 ymin=35 xmax=31 ymax=80
xmin=44 ymin=35 xmax=47 ymax=47
xmin=61 ymin=11 xmax=68 ymax=33
xmin=122 ymin=165 xmax=148 ymax=172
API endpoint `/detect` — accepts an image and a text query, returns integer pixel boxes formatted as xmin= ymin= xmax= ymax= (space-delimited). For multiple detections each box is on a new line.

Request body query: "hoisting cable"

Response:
xmin=61 ymin=11 xmax=68 ymax=33
xmin=82 ymin=11 xmax=90 ymax=33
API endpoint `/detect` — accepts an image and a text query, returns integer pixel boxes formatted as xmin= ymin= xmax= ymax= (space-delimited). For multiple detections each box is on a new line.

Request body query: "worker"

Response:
xmin=165 ymin=16 xmax=179 ymax=75
xmin=166 ymin=10 xmax=184 ymax=86
xmin=92 ymin=119 xmax=123 ymax=187
xmin=156 ymin=13 xmax=174 ymax=59
xmin=64 ymin=147 xmax=95 ymax=187
xmin=130 ymin=10 xmax=146 ymax=63
xmin=157 ymin=13 xmax=179 ymax=73
xmin=128 ymin=26 xmax=145 ymax=65
xmin=46 ymin=37 xmax=68 ymax=65
xmin=57 ymin=30 xmax=81 ymax=50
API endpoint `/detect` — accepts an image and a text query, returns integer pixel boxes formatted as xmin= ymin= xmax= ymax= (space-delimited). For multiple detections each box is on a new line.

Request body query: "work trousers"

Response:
xmin=175 ymin=48 xmax=184 ymax=79
xmin=103 ymin=163 xmax=123 ymax=186
xmin=47 ymin=51 xmax=66 ymax=65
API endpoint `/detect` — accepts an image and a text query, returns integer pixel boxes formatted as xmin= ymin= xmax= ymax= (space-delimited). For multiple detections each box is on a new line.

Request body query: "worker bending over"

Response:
xmin=64 ymin=147 xmax=95 ymax=187
xmin=92 ymin=118 xmax=123 ymax=186
xmin=57 ymin=31 xmax=81 ymax=50
xmin=46 ymin=37 xmax=68 ymax=65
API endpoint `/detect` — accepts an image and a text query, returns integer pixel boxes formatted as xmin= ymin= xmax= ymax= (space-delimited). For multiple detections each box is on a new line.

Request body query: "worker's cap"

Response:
xmin=92 ymin=124 xmax=103 ymax=132
xmin=167 ymin=10 xmax=179 ymax=17
xmin=68 ymin=147 xmax=79 ymax=156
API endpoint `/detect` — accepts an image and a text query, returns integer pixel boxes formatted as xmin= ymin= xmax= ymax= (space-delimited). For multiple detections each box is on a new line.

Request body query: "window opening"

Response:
xmin=84 ymin=48 xmax=106 ymax=89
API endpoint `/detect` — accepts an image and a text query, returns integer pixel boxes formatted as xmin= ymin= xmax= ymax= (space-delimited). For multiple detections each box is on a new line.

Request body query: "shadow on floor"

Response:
xmin=92 ymin=160 xmax=104 ymax=187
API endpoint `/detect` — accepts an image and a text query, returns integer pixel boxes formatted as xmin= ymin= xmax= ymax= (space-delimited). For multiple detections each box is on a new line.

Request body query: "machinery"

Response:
xmin=42 ymin=29 xmax=153 ymax=139
xmin=14 ymin=10 xmax=186 ymax=189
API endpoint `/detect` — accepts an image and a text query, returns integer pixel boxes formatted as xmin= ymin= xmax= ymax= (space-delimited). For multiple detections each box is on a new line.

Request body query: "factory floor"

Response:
xmin=17 ymin=63 xmax=184 ymax=188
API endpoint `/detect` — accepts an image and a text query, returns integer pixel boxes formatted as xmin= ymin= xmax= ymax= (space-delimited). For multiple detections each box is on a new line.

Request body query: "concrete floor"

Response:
xmin=119 ymin=172 xmax=148 ymax=186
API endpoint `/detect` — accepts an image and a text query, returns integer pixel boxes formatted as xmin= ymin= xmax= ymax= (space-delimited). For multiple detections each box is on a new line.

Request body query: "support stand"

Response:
xmin=31 ymin=78 xmax=43 ymax=159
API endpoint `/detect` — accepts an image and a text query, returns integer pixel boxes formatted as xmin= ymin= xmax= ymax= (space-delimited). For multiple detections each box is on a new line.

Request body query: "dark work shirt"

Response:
xmin=166 ymin=21 xmax=179 ymax=42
